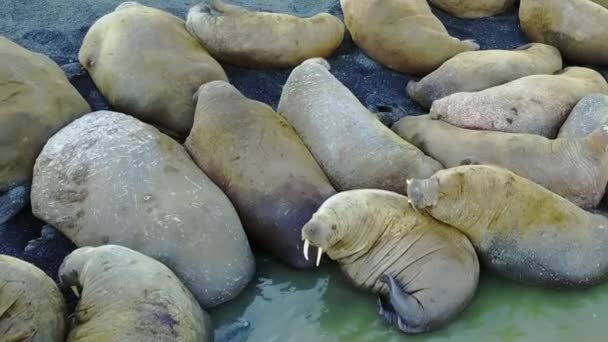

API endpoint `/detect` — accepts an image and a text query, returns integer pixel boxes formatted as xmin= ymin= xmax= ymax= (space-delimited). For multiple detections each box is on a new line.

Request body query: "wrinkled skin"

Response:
xmin=429 ymin=0 xmax=515 ymax=18
xmin=429 ymin=67 xmax=608 ymax=138
xmin=186 ymin=0 xmax=345 ymax=69
xmin=520 ymin=0 xmax=608 ymax=66
xmin=0 ymin=36 xmax=90 ymax=216
xmin=32 ymin=111 xmax=254 ymax=308
xmin=407 ymin=165 xmax=608 ymax=288
xmin=559 ymin=94 xmax=608 ymax=138
xmin=59 ymin=245 xmax=212 ymax=341
xmin=340 ymin=0 xmax=479 ymax=75
xmin=301 ymin=190 xmax=479 ymax=334
xmin=277 ymin=58 xmax=442 ymax=194
xmin=185 ymin=81 xmax=336 ymax=269
xmin=79 ymin=1 xmax=227 ymax=137
xmin=393 ymin=115 xmax=608 ymax=208
xmin=0 ymin=255 xmax=67 ymax=342
xmin=407 ymin=43 xmax=562 ymax=109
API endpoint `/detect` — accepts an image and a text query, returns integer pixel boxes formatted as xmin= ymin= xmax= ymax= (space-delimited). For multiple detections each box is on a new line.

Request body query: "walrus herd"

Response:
xmin=1 ymin=0 xmax=608 ymax=339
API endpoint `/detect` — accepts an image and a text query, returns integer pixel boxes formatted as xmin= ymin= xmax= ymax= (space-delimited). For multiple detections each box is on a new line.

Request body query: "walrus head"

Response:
xmin=301 ymin=210 xmax=340 ymax=267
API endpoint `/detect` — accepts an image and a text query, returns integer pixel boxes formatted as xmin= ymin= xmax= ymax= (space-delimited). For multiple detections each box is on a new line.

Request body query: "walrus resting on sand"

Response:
xmin=185 ymin=81 xmax=336 ymax=269
xmin=429 ymin=67 xmax=608 ymax=138
xmin=392 ymin=115 xmax=608 ymax=209
xmin=429 ymin=0 xmax=515 ymax=18
xmin=277 ymin=58 xmax=442 ymax=194
xmin=0 ymin=255 xmax=67 ymax=342
xmin=301 ymin=190 xmax=479 ymax=334
xmin=59 ymin=245 xmax=212 ymax=341
xmin=407 ymin=43 xmax=562 ymax=109
xmin=340 ymin=0 xmax=479 ymax=75
xmin=407 ymin=165 xmax=608 ymax=288
xmin=186 ymin=0 xmax=345 ymax=68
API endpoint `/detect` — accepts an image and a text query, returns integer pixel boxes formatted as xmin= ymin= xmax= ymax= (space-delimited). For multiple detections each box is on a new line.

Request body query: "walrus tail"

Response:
xmin=302 ymin=58 xmax=331 ymax=71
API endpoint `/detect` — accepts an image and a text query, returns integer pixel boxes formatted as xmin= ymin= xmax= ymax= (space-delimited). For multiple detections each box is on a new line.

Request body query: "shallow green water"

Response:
xmin=212 ymin=253 xmax=608 ymax=342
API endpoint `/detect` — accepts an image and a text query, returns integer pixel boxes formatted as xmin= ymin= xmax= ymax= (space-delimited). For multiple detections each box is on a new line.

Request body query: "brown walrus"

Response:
xmin=519 ymin=0 xmax=608 ymax=65
xmin=79 ymin=1 xmax=228 ymax=137
xmin=392 ymin=115 xmax=608 ymax=209
xmin=301 ymin=189 xmax=479 ymax=334
xmin=185 ymin=81 xmax=336 ymax=269
xmin=0 ymin=255 xmax=67 ymax=341
xmin=277 ymin=58 xmax=443 ymax=194
xmin=407 ymin=165 xmax=608 ymax=288
xmin=407 ymin=43 xmax=562 ymax=109
xmin=186 ymin=0 xmax=345 ymax=68
xmin=340 ymin=0 xmax=479 ymax=75
xmin=59 ymin=245 xmax=212 ymax=341
xmin=429 ymin=0 xmax=515 ymax=18
xmin=429 ymin=67 xmax=608 ymax=138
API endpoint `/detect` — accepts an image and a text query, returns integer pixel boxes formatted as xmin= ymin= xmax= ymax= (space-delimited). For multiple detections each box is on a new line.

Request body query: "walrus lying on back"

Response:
xmin=393 ymin=115 xmax=608 ymax=209
xmin=407 ymin=43 xmax=562 ymax=109
xmin=408 ymin=165 xmax=608 ymax=288
xmin=186 ymin=0 xmax=345 ymax=68
xmin=340 ymin=0 xmax=479 ymax=75
xmin=429 ymin=0 xmax=515 ymax=18
xmin=302 ymin=190 xmax=479 ymax=334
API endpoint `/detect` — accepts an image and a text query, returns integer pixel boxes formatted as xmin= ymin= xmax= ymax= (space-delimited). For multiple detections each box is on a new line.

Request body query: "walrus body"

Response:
xmin=558 ymin=94 xmax=608 ymax=138
xmin=186 ymin=0 xmax=345 ymax=68
xmin=429 ymin=0 xmax=515 ymax=18
xmin=277 ymin=58 xmax=442 ymax=194
xmin=407 ymin=43 xmax=562 ymax=109
xmin=407 ymin=165 xmax=608 ymax=288
xmin=79 ymin=2 xmax=227 ymax=136
xmin=0 ymin=255 xmax=67 ymax=341
xmin=301 ymin=190 xmax=479 ymax=334
xmin=59 ymin=245 xmax=212 ymax=341
xmin=340 ymin=0 xmax=479 ymax=75
xmin=520 ymin=0 xmax=608 ymax=66
xmin=185 ymin=81 xmax=336 ymax=268
xmin=429 ymin=67 xmax=608 ymax=138
xmin=393 ymin=115 xmax=608 ymax=208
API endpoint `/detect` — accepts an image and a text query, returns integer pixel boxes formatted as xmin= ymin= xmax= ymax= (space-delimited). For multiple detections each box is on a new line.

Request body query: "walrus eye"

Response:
xmin=331 ymin=224 xmax=337 ymax=231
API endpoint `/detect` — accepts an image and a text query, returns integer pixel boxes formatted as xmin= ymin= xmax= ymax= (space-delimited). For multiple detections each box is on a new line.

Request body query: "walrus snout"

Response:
xmin=301 ymin=219 xmax=328 ymax=267
xmin=406 ymin=178 xmax=440 ymax=209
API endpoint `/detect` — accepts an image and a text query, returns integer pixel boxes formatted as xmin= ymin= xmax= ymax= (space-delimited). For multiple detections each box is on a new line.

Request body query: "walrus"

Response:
xmin=79 ymin=1 xmax=228 ymax=137
xmin=429 ymin=0 xmax=515 ymax=18
xmin=0 ymin=255 xmax=67 ymax=341
xmin=519 ymin=0 xmax=608 ymax=66
xmin=429 ymin=67 xmax=608 ymax=138
xmin=301 ymin=189 xmax=479 ymax=334
xmin=591 ymin=0 xmax=608 ymax=8
xmin=31 ymin=110 xmax=254 ymax=308
xmin=186 ymin=0 xmax=345 ymax=69
xmin=0 ymin=36 xmax=90 ymax=223
xmin=392 ymin=115 xmax=608 ymax=209
xmin=185 ymin=81 xmax=336 ymax=269
xmin=277 ymin=58 xmax=443 ymax=194
xmin=407 ymin=165 xmax=608 ymax=288
xmin=340 ymin=0 xmax=479 ymax=75
xmin=59 ymin=245 xmax=212 ymax=341
xmin=407 ymin=43 xmax=563 ymax=109
xmin=558 ymin=94 xmax=608 ymax=138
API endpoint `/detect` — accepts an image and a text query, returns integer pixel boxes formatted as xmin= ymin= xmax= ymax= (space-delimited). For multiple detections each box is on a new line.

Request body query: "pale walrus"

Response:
xmin=407 ymin=165 xmax=608 ymax=288
xmin=185 ymin=81 xmax=336 ymax=269
xmin=79 ymin=1 xmax=228 ymax=137
xmin=519 ymin=0 xmax=608 ymax=65
xmin=0 ymin=255 xmax=67 ymax=341
xmin=429 ymin=0 xmax=515 ymax=18
xmin=558 ymin=94 xmax=608 ymax=138
xmin=407 ymin=43 xmax=563 ymax=109
xmin=301 ymin=190 xmax=479 ymax=334
xmin=340 ymin=0 xmax=479 ymax=75
xmin=429 ymin=67 xmax=608 ymax=138
xmin=277 ymin=58 xmax=443 ymax=194
xmin=392 ymin=115 xmax=608 ymax=209
xmin=186 ymin=0 xmax=345 ymax=69
xmin=59 ymin=245 xmax=212 ymax=341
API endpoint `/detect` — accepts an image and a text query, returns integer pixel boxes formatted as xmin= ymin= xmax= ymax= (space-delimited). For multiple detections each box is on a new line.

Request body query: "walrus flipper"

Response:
xmin=378 ymin=274 xmax=429 ymax=334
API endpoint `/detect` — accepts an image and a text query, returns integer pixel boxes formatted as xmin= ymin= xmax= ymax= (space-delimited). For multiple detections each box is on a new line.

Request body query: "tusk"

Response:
xmin=71 ymin=286 xmax=80 ymax=298
xmin=303 ymin=239 xmax=310 ymax=260
xmin=406 ymin=179 xmax=412 ymax=185
xmin=316 ymin=247 xmax=323 ymax=267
